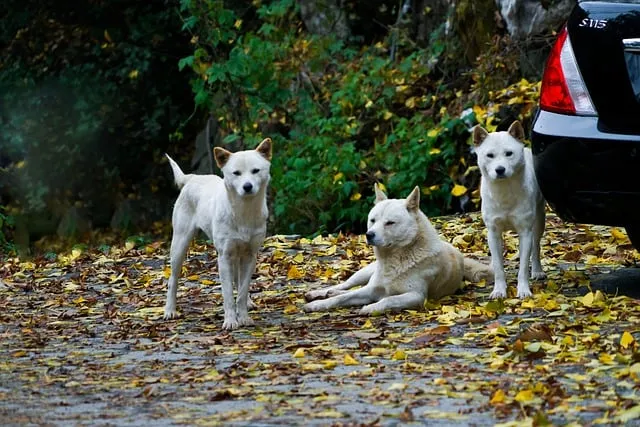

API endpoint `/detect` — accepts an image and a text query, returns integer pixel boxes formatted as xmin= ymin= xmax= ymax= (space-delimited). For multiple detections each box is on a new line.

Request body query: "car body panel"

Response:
xmin=569 ymin=1 xmax=640 ymax=132
xmin=532 ymin=1 xmax=640 ymax=229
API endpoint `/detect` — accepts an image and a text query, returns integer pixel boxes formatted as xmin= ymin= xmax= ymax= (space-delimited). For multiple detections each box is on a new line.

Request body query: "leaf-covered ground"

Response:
xmin=2 ymin=212 xmax=640 ymax=426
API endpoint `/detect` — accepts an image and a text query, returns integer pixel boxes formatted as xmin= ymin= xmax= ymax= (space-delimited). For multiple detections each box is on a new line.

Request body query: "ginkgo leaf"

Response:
xmin=581 ymin=292 xmax=594 ymax=307
xmin=611 ymin=227 xmax=627 ymax=241
xmin=514 ymin=389 xmax=534 ymax=403
xmin=343 ymin=354 xmax=359 ymax=365
xmin=286 ymin=265 xmax=304 ymax=280
xmin=283 ymin=304 xmax=298 ymax=314
xmin=621 ymin=331 xmax=635 ymax=349
xmin=490 ymin=389 xmax=506 ymax=404
xmin=451 ymin=184 xmax=467 ymax=197
xmin=292 ymin=348 xmax=305 ymax=358
xmin=614 ymin=404 xmax=640 ymax=422
xmin=391 ymin=349 xmax=407 ymax=360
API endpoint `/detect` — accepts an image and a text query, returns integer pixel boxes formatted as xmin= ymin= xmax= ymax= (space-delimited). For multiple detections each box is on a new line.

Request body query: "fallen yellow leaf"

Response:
xmin=621 ymin=331 xmax=635 ymax=349
xmin=287 ymin=265 xmax=304 ymax=280
xmin=490 ymin=389 xmax=506 ymax=404
xmin=283 ymin=304 xmax=298 ymax=314
xmin=451 ymin=184 xmax=467 ymax=197
xmin=343 ymin=354 xmax=359 ymax=365
xmin=514 ymin=389 xmax=534 ymax=403
xmin=391 ymin=349 xmax=407 ymax=361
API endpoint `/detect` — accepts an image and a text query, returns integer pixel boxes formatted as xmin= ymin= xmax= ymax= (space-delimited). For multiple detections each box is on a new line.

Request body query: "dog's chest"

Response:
xmin=218 ymin=222 xmax=266 ymax=244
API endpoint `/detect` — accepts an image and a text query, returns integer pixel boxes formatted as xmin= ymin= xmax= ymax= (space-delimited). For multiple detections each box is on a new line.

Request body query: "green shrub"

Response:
xmin=178 ymin=0 xmax=481 ymax=234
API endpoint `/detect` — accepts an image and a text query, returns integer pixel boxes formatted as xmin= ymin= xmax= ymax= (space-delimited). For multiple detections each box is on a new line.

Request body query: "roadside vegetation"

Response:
xmin=0 ymin=0 xmax=548 ymax=254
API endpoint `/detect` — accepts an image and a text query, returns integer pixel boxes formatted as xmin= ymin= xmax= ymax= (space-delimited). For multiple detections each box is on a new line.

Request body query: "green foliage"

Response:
xmin=0 ymin=206 xmax=16 ymax=256
xmin=179 ymin=0 xmax=475 ymax=234
xmin=0 ymin=1 xmax=195 ymax=231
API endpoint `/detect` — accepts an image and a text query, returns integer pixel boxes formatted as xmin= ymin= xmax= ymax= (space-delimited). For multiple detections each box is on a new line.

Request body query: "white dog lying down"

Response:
xmin=163 ymin=138 xmax=272 ymax=330
xmin=473 ymin=121 xmax=545 ymax=299
xmin=304 ymin=185 xmax=493 ymax=314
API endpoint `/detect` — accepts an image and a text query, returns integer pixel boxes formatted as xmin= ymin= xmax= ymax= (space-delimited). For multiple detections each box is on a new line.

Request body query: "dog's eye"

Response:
xmin=251 ymin=168 xmax=260 ymax=174
xmin=233 ymin=171 xmax=241 ymax=176
xmin=505 ymin=151 xmax=513 ymax=157
xmin=487 ymin=153 xmax=495 ymax=159
xmin=370 ymin=218 xmax=375 ymax=224
xmin=385 ymin=221 xmax=395 ymax=226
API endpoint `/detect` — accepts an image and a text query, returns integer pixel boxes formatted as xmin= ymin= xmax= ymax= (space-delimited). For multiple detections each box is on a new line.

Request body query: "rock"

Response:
xmin=413 ymin=0 xmax=452 ymax=45
xmin=298 ymin=0 xmax=350 ymax=40
xmin=57 ymin=206 xmax=91 ymax=238
xmin=590 ymin=269 xmax=640 ymax=299
xmin=110 ymin=199 xmax=138 ymax=232
xmin=191 ymin=116 xmax=217 ymax=175
xmin=495 ymin=0 xmax=575 ymax=39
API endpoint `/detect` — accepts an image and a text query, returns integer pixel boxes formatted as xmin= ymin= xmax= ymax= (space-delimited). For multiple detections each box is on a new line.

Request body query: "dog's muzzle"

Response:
xmin=242 ymin=182 xmax=254 ymax=194
xmin=365 ymin=231 xmax=375 ymax=245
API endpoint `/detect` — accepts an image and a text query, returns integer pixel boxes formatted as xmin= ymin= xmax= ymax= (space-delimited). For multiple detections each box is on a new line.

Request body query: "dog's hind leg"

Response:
xmin=463 ymin=258 xmax=494 ymax=283
xmin=304 ymin=262 xmax=377 ymax=302
xmin=231 ymin=258 xmax=256 ymax=310
xmin=530 ymin=211 xmax=546 ymax=280
xmin=164 ymin=215 xmax=196 ymax=320
xmin=359 ymin=291 xmax=424 ymax=315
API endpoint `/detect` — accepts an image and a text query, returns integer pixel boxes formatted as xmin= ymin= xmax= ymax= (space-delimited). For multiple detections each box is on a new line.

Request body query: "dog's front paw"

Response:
xmin=222 ymin=314 xmax=240 ymax=330
xmin=303 ymin=301 xmax=325 ymax=312
xmin=516 ymin=284 xmax=532 ymax=299
xmin=163 ymin=304 xmax=179 ymax=320
xmin=304 ymin=289 xmax=328 ymax=302
xmin=531 ymin=270 xmax=546 ymax=281
xmin=489 ymin=282 xmax=507 ymax=299
xmin=473 ymin=269 xmax=495 ymax=284
xmin=237 ymin=314 xmax=255 ymax=327
xmin=247 ymin=296 xmax=258 ymax=310
xmin=359 ymin=303 xmax=382 ymax=316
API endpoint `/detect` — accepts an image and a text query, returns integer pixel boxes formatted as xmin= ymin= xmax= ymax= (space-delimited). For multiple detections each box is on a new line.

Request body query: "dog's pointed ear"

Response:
xmin=255 ymin=138 xmax=272 ymax=161
xmin=406 ymin=186 xmax=420 ymax=211
xmin=472 ymin=125 xmax=489 ymax=146
xmin=508 ymin=120 xmax=525 ymax=141
xmin=214 ymin=147 xmax=232 ymax=168
xmin=374 ymin=183 xmax=387 ymax=203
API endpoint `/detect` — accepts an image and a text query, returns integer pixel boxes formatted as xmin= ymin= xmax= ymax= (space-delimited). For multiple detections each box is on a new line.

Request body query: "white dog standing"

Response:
xmin=163 ymin=138 xmax=272 ymax=330
xmin=473 ymin=121 xmax=545 ymax=299
xmin=304 ymin=185 xmax=493 ymax=314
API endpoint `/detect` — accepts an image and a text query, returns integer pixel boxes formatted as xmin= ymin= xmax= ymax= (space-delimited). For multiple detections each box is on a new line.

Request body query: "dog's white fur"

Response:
xmin=473 ymin=121 xmax=545 ymax=299
xmin=303 ymin=186 xmax=493 ymax=314
xmin=163 ymin=138 xmax=272 ymax=330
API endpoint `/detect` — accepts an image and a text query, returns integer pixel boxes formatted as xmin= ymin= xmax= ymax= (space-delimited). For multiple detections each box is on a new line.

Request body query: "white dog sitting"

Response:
xmin=304 ymin=185 xmax=493 ymax=314
xmin=473 ymin=121 xmax=545 ymax=299
xmin=163 ymin=138 xmax=272 ymax=329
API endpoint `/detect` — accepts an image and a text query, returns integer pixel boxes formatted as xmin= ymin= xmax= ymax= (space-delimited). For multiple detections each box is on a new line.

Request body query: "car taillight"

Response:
xmin=540 ymin=26 xmax=596 ymax=116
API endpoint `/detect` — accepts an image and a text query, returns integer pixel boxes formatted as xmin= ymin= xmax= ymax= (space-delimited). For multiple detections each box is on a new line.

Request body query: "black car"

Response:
xmin=531 ymin=0 xmax=640 ymax=248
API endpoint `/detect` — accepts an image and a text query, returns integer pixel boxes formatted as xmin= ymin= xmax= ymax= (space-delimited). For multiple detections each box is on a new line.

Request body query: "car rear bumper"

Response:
xmin=532 ymin=110 xmax=640 ymax=226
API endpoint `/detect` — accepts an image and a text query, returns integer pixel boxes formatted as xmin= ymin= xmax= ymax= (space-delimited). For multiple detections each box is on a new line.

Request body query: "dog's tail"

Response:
xmin=165 ymin=154 xmax=190 ymax=189
xmin=463 ymin=257 xmax=494 ymax=284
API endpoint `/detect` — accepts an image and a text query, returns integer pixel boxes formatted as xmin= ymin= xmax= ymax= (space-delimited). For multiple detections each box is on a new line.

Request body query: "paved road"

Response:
xmin=1 ymin=215 xmax=639 ymax=426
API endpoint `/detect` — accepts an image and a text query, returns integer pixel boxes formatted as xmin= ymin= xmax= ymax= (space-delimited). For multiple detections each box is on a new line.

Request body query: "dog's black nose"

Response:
xmin=365 ymin=231 xmax=375 ymax=243
xmin=243 ymin=183 xmax=253 ymax=193
xmin=495 ymin=166 xmax=506 ymax=176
